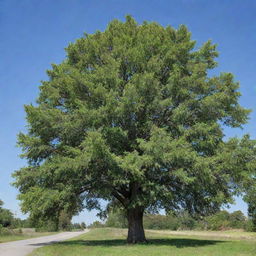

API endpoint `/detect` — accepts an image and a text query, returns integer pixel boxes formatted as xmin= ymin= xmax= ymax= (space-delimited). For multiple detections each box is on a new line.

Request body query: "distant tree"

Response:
xmin=13 ymin=16 xmax=256 ymax=243
xmin=241 ymin=161 xmax=256 ymax=232
xmin=0 ymin=209 xmax=13 ymax=227
xmin=10 ymin=218 xmax=23 ymax=228
xmin=205 ymin=210 xmax=230 ymax=230
xmin=248 ymin=203 xmax=256 ymax=232
xmin=72 ymin=223 xmax=82 ymax=230
xmin=58 ymin=211 xmax=71 ymax=231
xmin=21 ymin=216 xmax=36 ymax=228
xmin=105 ymin=209 xmax=127 ymax=228
xmin=176 ymin=211 xmax=197 ymax=230
xmin=89 ymin=221 xmax=104 ymax=228
xmin=0 ymin=201 xmax=14 ymax=227
xmin=229 ymin=210 xmax=246 ymax=229
xmin=143 ymin=214 xmax=179 ymax=230
xmin=244 ymin=186 xmax=256 ymax=231
xmin=81 ymin=222 xmax=86 ymax=229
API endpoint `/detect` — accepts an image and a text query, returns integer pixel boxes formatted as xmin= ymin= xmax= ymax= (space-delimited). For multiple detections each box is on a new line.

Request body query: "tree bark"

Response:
xmin=127 ymin=207 xmax=146 ymax=243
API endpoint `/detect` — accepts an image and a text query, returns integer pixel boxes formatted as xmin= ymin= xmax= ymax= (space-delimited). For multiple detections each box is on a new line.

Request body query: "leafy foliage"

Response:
xmin=0 ymin=200 xmax=14 ymax=228
xmin=13 ymin=16 xmax=256 ymax=240
xmin=106 ymin=210 xmax=247 ymax=231
xmin=81 ymin=222 xmax=86 ymax=229
xmin=144 ymin=214 xmax=179 ymax=230
xmin=229 ymin=211 xmax=247 ymax=229
xmin=58 ymin=211 xmax=72 ymax=231
xmin=205 ymin=210 xmax=246 ymax=230
xmin=105 ymin=209 xmax=128 ymax=228
xmin=244 ymin=186 xmax=256 ymax=231
xmin=88 ymin=221 xmax=105 ymax=228
xmin=240 ymin=155 xmax=256 ymax=231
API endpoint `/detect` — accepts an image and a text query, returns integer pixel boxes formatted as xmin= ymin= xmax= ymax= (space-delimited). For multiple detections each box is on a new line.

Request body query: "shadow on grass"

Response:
xmin=56 ymin=238 xmax=225 ymax=248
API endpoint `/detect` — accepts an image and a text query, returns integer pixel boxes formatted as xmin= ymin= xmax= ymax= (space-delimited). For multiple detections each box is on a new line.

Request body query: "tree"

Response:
xmin=143 ymin=214 xmax=180 ymax=230
xmin=13 ymin=16 xmax=256 ymax=243
xmin=88 ymin=221 xmax=104 ymax=228
xmin=229 ymin=210 xmax=246 ymax=229
xmin=58 ymin=210 xmax=72 ymax=230
xmin=244 ymin=183 xmax=256 ymax=231
xmin=81 ymin=222 xmax=86 ymax=229
xmin=248 ymin=201 xmax=256 ymax=232
xmin=72 ymin=223 xmax=82 ymax=230
xmin=241 ymin=156 xmax=256 ymax=231
xmin=0 ymin=200 xmax=14 ymax=227
xmin=105 ymin=209 xmax=128 ymax=228
xmin=205 ymin=210 xmax=230 ymax=230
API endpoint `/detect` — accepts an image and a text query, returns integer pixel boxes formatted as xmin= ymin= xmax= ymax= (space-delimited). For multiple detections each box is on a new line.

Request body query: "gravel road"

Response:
xmin=0 ymin=230 xmax=89 ymax=256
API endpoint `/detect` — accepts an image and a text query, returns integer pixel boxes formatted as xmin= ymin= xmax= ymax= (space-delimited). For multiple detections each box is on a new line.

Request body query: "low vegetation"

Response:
xmin=103 ymin=209 xmax=254 ymax=231
xmin=29 ymin=228 xmax=256 ymax=256
xmin=0 ymin=230 xmax=58 ymax=243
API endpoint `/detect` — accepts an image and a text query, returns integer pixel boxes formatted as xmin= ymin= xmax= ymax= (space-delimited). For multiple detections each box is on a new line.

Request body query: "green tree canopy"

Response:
xmin=243 ymin=176 xmax=256 ymax=231
xmin=13 ymin=16 xmax=256 ymax=243
xmin=0 ymin=200 xmax=14 ymax=227
xmin=81 ymin=222 xmax=86 ymax=229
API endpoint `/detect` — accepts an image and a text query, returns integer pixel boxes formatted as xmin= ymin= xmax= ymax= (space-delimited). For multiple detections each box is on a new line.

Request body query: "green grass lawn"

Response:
xmin=0 ymin=232 xmax=58 ymax=243
xmin=29 ymin=228 xmax=256 ymax=256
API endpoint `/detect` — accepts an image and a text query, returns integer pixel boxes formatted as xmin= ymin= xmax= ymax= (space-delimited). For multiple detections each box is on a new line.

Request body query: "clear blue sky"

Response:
xmin=0 ymin=0 xmax=255 ymax=224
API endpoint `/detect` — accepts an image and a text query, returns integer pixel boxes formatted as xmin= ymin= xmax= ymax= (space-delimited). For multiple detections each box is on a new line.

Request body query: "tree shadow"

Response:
xmin=57 ymin=238 xmax=225 ymax=248
xmin=29 ymin=241 xmax=59 ymax=246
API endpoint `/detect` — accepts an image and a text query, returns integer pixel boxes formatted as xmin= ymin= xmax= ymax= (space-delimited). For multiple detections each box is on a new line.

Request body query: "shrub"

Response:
xmin=0 ymin=227 xmax=14 ymax=235
xmin=89 ymin=221 xmax=105 ymax=228
xmin=245 ymin=219 xmax=254 ymax=232
xmin=143 ymin=214 xmax=179 ymax=230
xmin=0 ymin=208 xmax=14 ymax=227
xmin=35 ymin=220 xmax=58 ymax=232
xmin=81 ymin=222 xmax=86 ymax=229
xmin=72 ymin=223 xmax=82 ymax=230
xmin=58 ymin=211 xmax=72 ymax=231
xmin=204 ymin=210 xmax=246 ymax=231
xmin=229 ymin=211 xmax=246 ymax=229
xmin=105 ymin=210 xmax=127 ymax=228
xmin=172 ymin=211 xmax=197 ymax=230
xmin=205 ymin=211 xmax=230 ymax=230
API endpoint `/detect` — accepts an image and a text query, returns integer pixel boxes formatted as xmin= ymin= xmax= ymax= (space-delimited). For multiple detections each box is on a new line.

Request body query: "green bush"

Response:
xmin=245 ymin=219 xmax=255 ymax=232
xmin=104 ymin=210 xmax=249 ymax=232
xmin=0 ymin=208 xmax=14 ymax=227
xmin=89 ymin=221 xmax=105 ymax=228
xmin=58 ymin=211 xmax=71 ymax=231
xmin=72 ymin=223 xmax=82 ymax=230
xmin=81 ymin=222 xmax=86 ymax=229
xmin=205 ymin=210 xmax=247 ymax=230
xmin=205 ymin=211 xmax=230 ymax=230
xmin=105 ymin=210 xmax=127 ymax=228
xmin=143 ymin=214 xmax=179 ymax=230
xmin=177 ymin=211 xmax=197 ymax=230
xmin=35 ymin=220 xmax=58 ymax=232
xmin=229 ymin=211 xmax=246 ymax=229
xmin=0 ymin=227 xmax=14 ymax=235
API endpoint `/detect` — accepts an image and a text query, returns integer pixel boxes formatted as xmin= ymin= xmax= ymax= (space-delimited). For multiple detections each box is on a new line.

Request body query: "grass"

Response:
xmin=29 ymin=228 xmax=256 ymax=256
xmin=0 ymin=231 xmax=58 ymax=243
xmin=146 ymin=229 xmax=256 ymax=240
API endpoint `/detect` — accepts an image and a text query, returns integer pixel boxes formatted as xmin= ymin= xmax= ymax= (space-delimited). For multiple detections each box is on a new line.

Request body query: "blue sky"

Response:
xmin=0 ymin=0 xmax=255 ymax=224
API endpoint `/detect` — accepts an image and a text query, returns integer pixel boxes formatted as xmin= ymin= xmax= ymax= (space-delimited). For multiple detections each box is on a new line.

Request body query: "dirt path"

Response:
xmin=0 ymin=230 xmax=89 ymax=256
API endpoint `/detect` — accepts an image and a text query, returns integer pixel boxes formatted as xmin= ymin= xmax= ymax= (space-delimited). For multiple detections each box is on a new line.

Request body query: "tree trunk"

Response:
xmin=127 ymin=207 xmax=146 ymax=243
